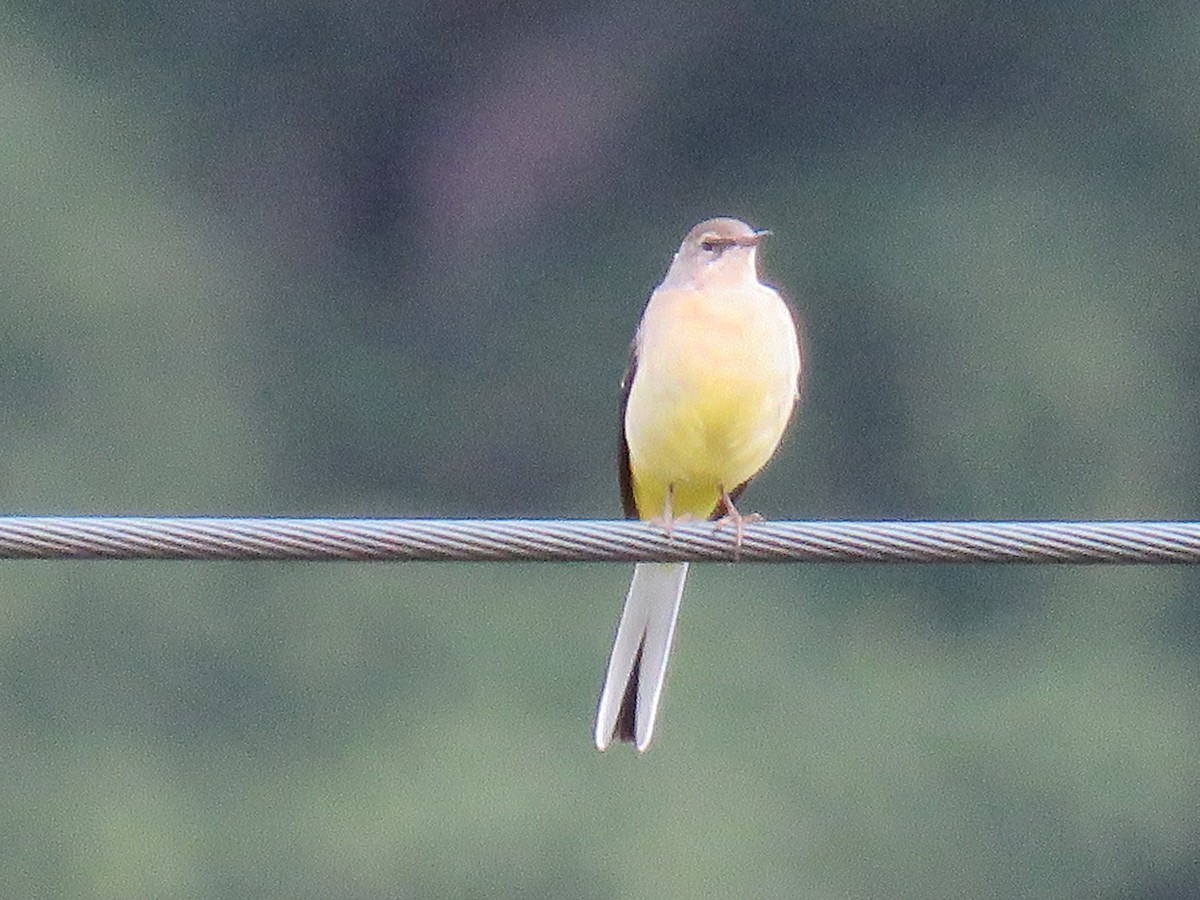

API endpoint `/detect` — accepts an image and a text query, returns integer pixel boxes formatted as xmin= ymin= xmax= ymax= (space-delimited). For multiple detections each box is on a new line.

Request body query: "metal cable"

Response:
xmin=0 ymin=516 xmax=1199 ymax=563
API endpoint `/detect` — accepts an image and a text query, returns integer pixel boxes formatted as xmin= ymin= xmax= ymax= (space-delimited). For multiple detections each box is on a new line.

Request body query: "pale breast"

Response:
xmin=625 ymin=282 xmax=800 ymax=491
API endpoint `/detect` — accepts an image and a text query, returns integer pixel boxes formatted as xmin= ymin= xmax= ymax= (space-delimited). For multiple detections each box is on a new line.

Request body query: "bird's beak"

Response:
xmin=735 ymin=229 xmax=771 ymax=247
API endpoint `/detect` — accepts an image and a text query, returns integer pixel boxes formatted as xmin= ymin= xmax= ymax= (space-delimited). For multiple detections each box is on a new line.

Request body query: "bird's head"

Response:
xmin=664 ymin=217 xmax=770 ymax=289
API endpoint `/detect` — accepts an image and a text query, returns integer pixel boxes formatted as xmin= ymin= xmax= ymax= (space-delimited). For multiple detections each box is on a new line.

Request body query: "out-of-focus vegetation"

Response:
xmin=3 ymin=1 xmax=1200 ymax=896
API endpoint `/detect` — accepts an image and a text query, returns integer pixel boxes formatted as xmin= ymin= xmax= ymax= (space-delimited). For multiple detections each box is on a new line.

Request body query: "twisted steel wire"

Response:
xmin=0 ymin=516 xmax=1199 ymax=563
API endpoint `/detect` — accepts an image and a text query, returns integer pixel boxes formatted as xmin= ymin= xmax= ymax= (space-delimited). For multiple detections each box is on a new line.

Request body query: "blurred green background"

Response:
xmin=3 ymin=1 xmax=1200 ymax=897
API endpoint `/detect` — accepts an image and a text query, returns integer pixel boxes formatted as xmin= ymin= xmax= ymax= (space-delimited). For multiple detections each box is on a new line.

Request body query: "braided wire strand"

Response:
xmin=0 ymin=517 xmax=1199 ymax=563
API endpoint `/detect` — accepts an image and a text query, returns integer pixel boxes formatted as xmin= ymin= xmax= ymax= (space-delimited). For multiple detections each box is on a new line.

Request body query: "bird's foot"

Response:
xmin=645 ymin=484 xmax=693 ymax=541
xmin=647 ymin=512 xmax=697 ymax=540
xmin=713 ymin=490 xmax=762 ymax=553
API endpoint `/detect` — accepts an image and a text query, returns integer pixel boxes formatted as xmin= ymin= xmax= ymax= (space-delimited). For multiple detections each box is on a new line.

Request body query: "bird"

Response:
xmin=594 ymin=216 xmax=803 ymax=752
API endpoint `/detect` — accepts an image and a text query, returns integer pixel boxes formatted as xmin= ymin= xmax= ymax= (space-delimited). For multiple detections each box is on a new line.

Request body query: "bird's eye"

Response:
xmin=700 ymin=237 xmax=723 ymax=253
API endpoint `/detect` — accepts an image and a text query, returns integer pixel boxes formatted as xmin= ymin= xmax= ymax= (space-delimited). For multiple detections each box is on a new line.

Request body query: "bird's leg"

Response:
xmin=648 ymin=484 xmax=679 ymax=537
xmin=714 ymin=486 xmax=763 ymax=552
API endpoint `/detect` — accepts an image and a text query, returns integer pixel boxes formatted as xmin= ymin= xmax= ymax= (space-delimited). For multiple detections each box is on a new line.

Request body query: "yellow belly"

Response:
xmin=624 ymin=284 xmax=798 ymax=520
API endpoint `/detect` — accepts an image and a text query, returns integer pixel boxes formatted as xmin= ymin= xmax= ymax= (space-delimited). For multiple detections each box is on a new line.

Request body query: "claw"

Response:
xmin=713 ymin=487 xmax=762 ymax=553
